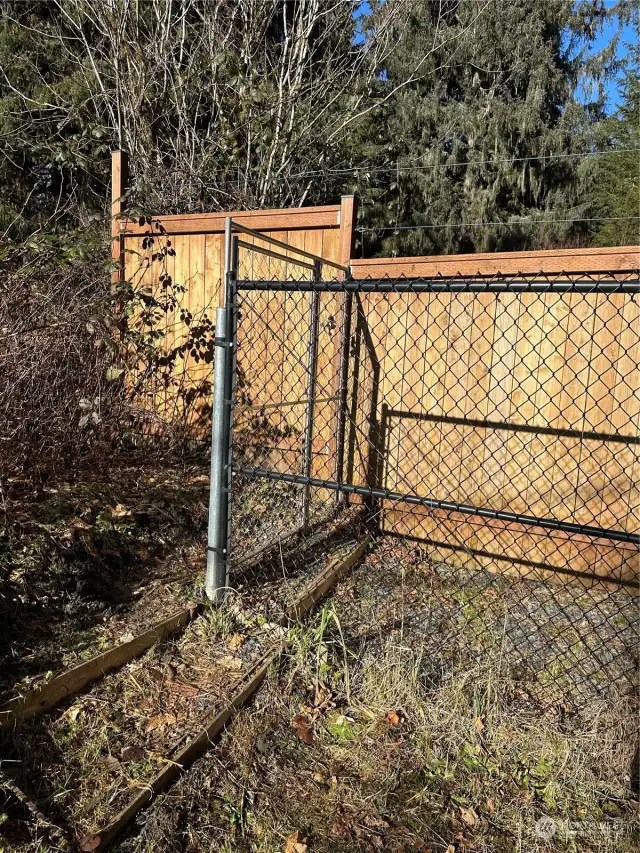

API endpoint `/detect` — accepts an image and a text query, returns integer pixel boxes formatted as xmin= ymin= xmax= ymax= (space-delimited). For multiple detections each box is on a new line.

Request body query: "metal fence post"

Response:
xmin=206 ymin=306 xmax=230 ymax=600
xmin=301 ymin=260 xmax=321 ymax=528
xmin=206 ymin=218 xmax=237 ymax=600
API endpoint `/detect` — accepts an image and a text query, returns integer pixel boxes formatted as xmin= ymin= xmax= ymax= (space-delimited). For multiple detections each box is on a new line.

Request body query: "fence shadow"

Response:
xmin=344 ymin=294 xmax=385 ymax=518
xmin=378 ymin=406 xmax=639 ymax=593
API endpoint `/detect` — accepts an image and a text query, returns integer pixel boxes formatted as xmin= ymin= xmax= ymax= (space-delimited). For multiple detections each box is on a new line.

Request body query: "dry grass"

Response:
xmin=0 ymin=521 xmax=365 ymax=851
xmin=110 ymin=640 xmax=637 ymax=853
xmin=110 ymin=546 xmax=639 ymax=853
xmin=2 ymin=537 xmax=638 ymax=853
xmin=1 ymin=599 xmax=276 ymax=843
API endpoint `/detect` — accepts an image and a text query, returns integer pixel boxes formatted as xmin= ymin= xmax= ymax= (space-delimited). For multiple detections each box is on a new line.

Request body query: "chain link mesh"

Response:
xmin=226 ymin=240 xmax=639 ymax=706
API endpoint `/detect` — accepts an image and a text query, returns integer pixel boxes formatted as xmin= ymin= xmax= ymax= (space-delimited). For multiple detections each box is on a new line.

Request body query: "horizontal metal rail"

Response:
xmin=236 ymin=395 xmax=338 ymax=412
xmin=232 ymin=464 xmax=640 ymax=545
xmin=236 ymin=277 xmax=640 ymax=293
xmin=230 ymin=220 xmax=350 ymax=273
xmin=236 ymin=238 xmax=316 ymax=272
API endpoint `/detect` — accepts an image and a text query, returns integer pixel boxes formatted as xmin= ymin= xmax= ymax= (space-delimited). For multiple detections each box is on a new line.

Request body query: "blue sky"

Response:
xmin=588 ymin=13 xmax=635 ymax=110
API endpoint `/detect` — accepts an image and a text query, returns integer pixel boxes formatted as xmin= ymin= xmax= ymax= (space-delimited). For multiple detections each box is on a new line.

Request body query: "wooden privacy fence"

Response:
xmin=347 ymin=252 xmax=640 ymax=588
xmin=112 ymin=150 xmax=354 ymax=432
xmin=112 ymin=152 xmax=639 ymax=586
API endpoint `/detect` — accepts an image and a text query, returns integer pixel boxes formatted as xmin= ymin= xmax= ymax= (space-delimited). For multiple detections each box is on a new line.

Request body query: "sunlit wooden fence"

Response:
xmin=112 ymin=152 xmax=639 ymax=587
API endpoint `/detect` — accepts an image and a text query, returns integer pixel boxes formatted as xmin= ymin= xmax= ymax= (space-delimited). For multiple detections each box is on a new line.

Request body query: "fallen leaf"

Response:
xmin=186 ymin=474 xmax=209 ymax=485
xmin=218 ymin=655 xmax=244 ymax=671
xmin=103 ymin=755 xmax=121 ymax=771
xmin=312 ymin=685 xmax=334 ymax=710
xmin=120 ymin=745 xmax=145 ymax=762
xmin=459 ymin=805 xmax=478 ymax=827
xmin=68 ymin=516 xmax=92 ymax=531
xmin=486 ymin=797 xmax=495 ymax=815
xmin=227 ymin=633 xmax=244 ymax=651
xmin=330 ymin=814 xmax=347 ymax=838
xmin=61 ymin=704 xmax=83 ymax=723
xmin=169 ymin=680 xmax=199 ymax=698
xmin=292 ymin=714 xmax=314 ymax=746
xmin=146 ymin=712 xmax=177 ymax=734
xmin=473 ymin=717 xmax=485 ymax=733
xmin=285 ymin=830 xmax=308 ymax=853
xmin=111 ymin=503 xmax=131 ymax=519
xmin=385 ymin=710 xmax=401 ymax=726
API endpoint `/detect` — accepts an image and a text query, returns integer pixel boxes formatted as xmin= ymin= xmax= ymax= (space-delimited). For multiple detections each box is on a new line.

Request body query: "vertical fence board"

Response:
xmin=122 ymin=201 xmax=344 ymax=444
xmin=350 ymin=250 xmax=638 ymax=584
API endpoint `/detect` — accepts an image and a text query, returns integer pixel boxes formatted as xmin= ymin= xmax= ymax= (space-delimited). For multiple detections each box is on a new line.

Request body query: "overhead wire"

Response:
xmin=287 ymin=147 xmax=640 ymax=179
xmin=357 ymin=215 xmax=640 ymax=233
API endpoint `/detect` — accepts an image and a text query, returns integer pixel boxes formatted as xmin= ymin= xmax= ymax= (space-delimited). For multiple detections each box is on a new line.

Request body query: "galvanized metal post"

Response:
xmin=206 ymin=218 xmax=237 ymax=600
xmin=301 ymin=260 xmax=321 ymax=528
xmin=206 ymin=306 xmax=230 ymax=600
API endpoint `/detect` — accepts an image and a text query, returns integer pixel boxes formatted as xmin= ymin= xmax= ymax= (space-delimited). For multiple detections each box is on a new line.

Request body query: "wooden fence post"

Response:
xmin=111 ymin=149 xmax=128 ymax=286
xmin=339 ymin=194 xmax=357 ymax=273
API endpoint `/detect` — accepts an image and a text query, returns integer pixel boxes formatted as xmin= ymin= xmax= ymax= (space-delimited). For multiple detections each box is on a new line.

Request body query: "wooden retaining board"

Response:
xmin=0 ymin=605 xmax=198 ymax=730
xmin=79 ymin=538 xmax=368 ymax=851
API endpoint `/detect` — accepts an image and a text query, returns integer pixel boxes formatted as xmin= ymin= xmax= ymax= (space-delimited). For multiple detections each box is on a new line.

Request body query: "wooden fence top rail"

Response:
xmin=123 ymin=204 xmax=341 ymax=236
xmin=351 ymin=245 xmax=640 ymax=278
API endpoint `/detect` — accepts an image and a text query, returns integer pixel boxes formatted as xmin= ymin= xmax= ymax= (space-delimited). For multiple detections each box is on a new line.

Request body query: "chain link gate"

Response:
xmin=207 ymin=220 xmax=639 ymax=704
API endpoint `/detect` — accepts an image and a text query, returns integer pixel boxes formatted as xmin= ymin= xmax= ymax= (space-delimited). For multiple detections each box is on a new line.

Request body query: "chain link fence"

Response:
xmin=210 ymin=224 xmax=639 ymax=706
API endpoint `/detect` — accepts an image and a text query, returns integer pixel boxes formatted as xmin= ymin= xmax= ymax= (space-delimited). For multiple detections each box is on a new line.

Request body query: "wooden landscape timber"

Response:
xmin=78 ymin=538 xmax=369 ymax=852
xmin=0 ymin=604 xmax=198 ymax=730
xmin=283 ymin=538 xmax=369 ymax=622
xmin=231 ymin=505 xmax=368 ymax=582
xmin=0 ymin=769 xmax=71 ymax=850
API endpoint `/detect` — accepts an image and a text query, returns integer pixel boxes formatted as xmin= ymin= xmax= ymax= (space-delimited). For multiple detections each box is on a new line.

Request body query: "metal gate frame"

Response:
xmin=205 ymin=218 xmax=350 ymax=600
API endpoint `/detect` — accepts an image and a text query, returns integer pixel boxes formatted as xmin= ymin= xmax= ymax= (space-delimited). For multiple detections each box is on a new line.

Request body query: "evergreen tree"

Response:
xmin=356 ymin=0 xmax=616 ymax=256
xmin=591 ymin=17 xmax=639 ymax=247
xmin=0 ymin=0 xmax=628 ymax=254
